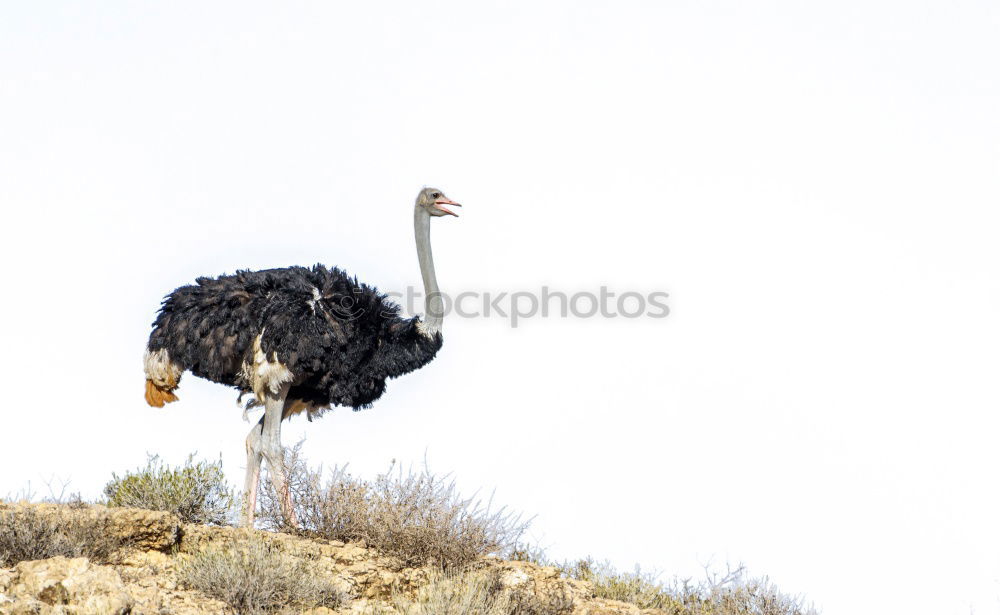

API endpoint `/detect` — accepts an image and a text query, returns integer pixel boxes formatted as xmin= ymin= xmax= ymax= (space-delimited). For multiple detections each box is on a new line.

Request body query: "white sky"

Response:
xmin=2 ymin=2 xmax=999 ymax=613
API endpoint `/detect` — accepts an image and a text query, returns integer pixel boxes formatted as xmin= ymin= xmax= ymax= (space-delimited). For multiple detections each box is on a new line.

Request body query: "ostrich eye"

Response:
xmin=431 ymin=192 xmax=440 ymax=198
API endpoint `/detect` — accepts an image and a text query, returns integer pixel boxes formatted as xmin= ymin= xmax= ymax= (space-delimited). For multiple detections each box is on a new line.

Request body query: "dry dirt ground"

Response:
xmin=0 ymin=502 xmax=659 ymax=615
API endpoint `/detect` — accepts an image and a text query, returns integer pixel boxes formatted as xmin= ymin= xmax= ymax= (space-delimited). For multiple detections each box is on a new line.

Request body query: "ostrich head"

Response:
xmin=416 ymin=187 xmax=462 ymax=217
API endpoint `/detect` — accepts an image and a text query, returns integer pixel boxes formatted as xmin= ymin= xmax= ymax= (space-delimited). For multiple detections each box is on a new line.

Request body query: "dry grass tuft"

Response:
xmin=391 ymin=569 xmax=513 ymax=615
xmin=177 ymin=534 xmax=346 ymax=615
xmin=0 ymin=507 xmax=131 ymax=566
xmin=559 ymin=558 xmax=673 ymax=609
xmin=558 ymin=559 xmax=818 ymax=615
xmin=390 ymin=569 xmax=572 ymax=615
xmin=104 ymin=454 xmax=234 ymax=524
xmin=700 ymin=575 xmax=818 ymax=615
xmin=505 ymin=549 xmax=818 ymax=615
xmin=259 ymin=443 xmax=527 ymax=569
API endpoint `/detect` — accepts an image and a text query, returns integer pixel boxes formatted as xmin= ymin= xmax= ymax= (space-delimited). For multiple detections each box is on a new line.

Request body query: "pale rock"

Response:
xmin=4 ymin=556 xmax=131 ymax=614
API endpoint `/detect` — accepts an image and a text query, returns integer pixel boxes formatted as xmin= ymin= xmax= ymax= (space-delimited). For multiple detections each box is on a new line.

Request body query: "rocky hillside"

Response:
xmin=0 ymin=502 xmax=657 ymax=615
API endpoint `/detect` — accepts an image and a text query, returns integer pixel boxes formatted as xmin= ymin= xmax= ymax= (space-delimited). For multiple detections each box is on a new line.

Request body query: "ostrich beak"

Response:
xmin=433 ymin=198 xmax=462 ymax=217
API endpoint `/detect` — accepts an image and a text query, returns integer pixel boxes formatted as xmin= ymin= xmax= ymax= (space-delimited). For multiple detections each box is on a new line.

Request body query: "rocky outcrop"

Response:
xmin=0 ymin=502 xmax=659 ymax=614
xmin=0 ymin=502 xmax=181 ymax=553
xmin=0 ymin=557 xmax=131 ymax=614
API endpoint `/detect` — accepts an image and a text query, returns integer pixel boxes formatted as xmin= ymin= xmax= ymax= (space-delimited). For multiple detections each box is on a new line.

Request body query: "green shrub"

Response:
xmin=0 ymin=506 xmax=130 ymax=566
xmin=177 ymin=535 xmax=346 ymax=615
xmin=104 ymin=454 xmax=233 ymax=524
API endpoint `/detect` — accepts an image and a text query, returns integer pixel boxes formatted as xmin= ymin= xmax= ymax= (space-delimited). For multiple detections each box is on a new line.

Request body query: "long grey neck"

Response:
xmin=414 ymin=208 xmax=443 ymax=335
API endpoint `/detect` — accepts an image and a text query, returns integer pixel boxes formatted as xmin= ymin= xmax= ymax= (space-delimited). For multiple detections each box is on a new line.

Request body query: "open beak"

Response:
xmin=433 ymin=198 xmax=462 ymax=217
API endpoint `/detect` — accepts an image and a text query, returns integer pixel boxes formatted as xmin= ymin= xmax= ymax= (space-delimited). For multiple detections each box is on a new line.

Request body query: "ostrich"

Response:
xmin=142 ymin=187 xmax=461 ymax=526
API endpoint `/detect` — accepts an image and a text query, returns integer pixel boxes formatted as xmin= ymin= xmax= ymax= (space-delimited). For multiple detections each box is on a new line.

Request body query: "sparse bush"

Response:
xmin=555 ymin=558 xmax=818 ymax=615
xmin=558 ymin=558 xmax=675 ymax=609
xmin=177 ymin=535 xmax=346 ymax=615
xmin=259 ymin=443 xmax=528 ymax=569
xmin=506 ymin=582 xmax=575 ymax=615
xmin=702 ymin=574 xmax=818 ymax=615
xmin=390 ymin=568 xmax=572 ymax=615
xmin=391 ymin=569 xmax=513 ymax=615
xmin=507 ymin=548 xmax=818 ymax=615
xmin=505 ymin=543 xmax=549 ymax=566
xmin=104 ymin=454 xmax=234 ymax=524
xmin=0 ymin=507 xmax=130 ymax=566
xmin=5 ymin=478 xmax=88 ymax=508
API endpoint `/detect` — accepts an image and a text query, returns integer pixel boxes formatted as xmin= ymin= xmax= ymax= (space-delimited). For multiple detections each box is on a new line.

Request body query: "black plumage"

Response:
xmin=147 ymin=264 xmax=442 ymax=411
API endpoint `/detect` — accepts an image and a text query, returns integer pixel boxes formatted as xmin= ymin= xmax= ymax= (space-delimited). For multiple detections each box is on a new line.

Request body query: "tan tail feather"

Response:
xmin=145 ymin=379 xmax=179 ymax=407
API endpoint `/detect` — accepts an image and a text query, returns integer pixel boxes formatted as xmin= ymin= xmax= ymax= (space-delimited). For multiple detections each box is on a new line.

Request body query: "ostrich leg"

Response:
xmin=242 ymin=415 xmax=265 ymax=527
xmin=259 ymin=382 xmax=298 ymax=526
